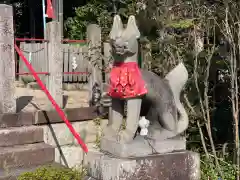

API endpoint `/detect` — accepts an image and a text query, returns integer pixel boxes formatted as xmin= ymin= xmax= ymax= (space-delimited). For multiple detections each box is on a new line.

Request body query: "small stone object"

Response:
xmin=72 ymin=56 xmax=77 ymax=70
xmin=29 ymin=52 xmax=32 ymax=63
xmin=138 ymin=116 xmax=149 ymax=136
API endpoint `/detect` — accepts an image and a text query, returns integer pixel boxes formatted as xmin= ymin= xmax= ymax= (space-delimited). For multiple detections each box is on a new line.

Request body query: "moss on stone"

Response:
xmin=18 ymin=165 xmax=87 ymax=180
xmin=93 ymin=117 xmax=103 ymax=149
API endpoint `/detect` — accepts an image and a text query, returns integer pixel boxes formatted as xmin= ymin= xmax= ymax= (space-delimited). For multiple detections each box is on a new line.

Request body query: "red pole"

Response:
xmin=15 ymin=43 xmax=88 ymax=153
xmin=61 ymin=39 xmax=86 ymax=43
xmin=16 ymin=72 xmax=90 ymax=75
xmin=16 ymin=72 xmax=49 ymax=75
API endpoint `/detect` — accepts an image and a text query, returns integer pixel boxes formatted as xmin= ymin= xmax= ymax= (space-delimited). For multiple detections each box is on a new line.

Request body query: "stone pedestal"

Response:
xmin=85 ymin=150 xmax=200 ymax=180
xmin=100 ymin=135 xmax=186 ymax=158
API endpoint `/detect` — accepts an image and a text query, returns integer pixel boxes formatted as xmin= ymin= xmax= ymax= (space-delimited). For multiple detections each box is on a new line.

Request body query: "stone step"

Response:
xmin=0 ymin=163 xmax=66 ymax=180
xmin=0 ymin=112 xmax=35 ymax=128
xmin=0 ymin=126 xmax=43 ymax=147
xmin=0 ymin=143 xmax=54 ymax=169
xmin=0 ymin=107 xmax=100 ymax=128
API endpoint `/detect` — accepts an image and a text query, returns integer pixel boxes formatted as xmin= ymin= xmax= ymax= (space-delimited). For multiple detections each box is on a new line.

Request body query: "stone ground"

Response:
xmin=14 ymin=81 xmax=89 ymax=112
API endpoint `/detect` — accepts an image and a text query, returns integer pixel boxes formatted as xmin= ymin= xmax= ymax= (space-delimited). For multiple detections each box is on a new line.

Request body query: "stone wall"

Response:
xmin=41 ymin=119 xmax=108 ymax=168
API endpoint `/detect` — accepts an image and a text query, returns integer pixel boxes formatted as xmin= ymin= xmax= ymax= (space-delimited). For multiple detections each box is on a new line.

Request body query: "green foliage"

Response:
xmin=18 ymin=165 xmax=86 ymax=180
xmin=201 ymin=155 xmax=238 ymax=180
xmin=93 ymin=117 xmax=103 ymax=149
xmin=65 ymin=0 xmax=137 ymax=40
xmin=166 ymin=19 xmax=195 ymax=29
xmin=65 ymin=2 xmax=112 ymax=39
xmin=93 ymin=117 xmax=101 ymax=126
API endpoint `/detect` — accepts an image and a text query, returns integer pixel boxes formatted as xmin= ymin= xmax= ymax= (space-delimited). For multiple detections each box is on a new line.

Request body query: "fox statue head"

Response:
xmin=109 ymin=15 xmax=140 ymax=62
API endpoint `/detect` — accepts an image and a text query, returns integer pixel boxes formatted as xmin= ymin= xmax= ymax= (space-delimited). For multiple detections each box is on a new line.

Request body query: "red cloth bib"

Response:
xmin=108 ymin=62 xmax=147 ymax=99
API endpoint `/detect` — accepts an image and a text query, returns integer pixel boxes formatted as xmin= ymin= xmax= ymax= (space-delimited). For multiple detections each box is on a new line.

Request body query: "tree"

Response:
xmin=65 ymin=0 xmax=137 ymax=40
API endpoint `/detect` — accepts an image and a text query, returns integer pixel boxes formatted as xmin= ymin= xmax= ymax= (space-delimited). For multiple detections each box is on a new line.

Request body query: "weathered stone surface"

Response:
xmin=0 ymin=107 xmax=107 ymax=128
xmin=73 ymin=120 xmax=108 ymax=144
xmin=42 ymin=120 xmax=108 ymax=147
xmin=62 ymin=83 xmax=88 ymax=91
xmin=0 ymin=126 xmax=43 ymax=146
xmin=0 ymin=143 xmax=54 ymax=169
xmin=14 ymin=81 xmax=25 ymax=88
xmin=101 ymin=135 xmax=186 ymax=158
xmin=34 ymin=107 xmax=100 ymax=124
xmin=0 ymin=5 xmax=16 ymax=114
xmin=26 ymin=82 xmax=89 ymax=91
xmin=41 ymin=123 xmax=74 ymax=147
xmin=46 ymin=21 xmax=63 ymax=109
xmin=26 ymin=82 xmax=40 ymax=89
xmin=85 ymin=150 xmax=200 ymax=180
xmin=66 ymin=107 xmax=101 ymax=122
xmin=0 ymin=112 xmax=34 ymax=128
xmin=54 ymin=145 xmax=85 ymax=168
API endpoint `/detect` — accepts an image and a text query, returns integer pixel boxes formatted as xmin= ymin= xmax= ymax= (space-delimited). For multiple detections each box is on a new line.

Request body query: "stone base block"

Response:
xmin=85 ymin=150 xmax=200 ymax=180
xmin=100 ymin=136 xmax=186 ymax=158
xmin=0 ymin=143 xmax=54 ymax=169
xmin=41 ymin=120 xmax=108 ymax=147
xmin=55 ymin=146 xmax=85 ymax=168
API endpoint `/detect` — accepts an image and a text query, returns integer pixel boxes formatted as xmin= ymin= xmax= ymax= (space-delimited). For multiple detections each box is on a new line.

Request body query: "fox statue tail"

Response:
xmin=165 ymin=62 xmax=189 ymax=133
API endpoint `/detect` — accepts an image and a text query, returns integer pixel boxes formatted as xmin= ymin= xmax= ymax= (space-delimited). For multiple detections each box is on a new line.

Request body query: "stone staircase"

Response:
xmin=0 ymin=120 xmax=55 ymax=179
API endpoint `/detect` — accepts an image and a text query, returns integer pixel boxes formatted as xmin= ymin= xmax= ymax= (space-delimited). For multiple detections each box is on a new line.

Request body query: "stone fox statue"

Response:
xmin=98 ymin=65 xmax=189 ymax=141
xmin=96 ymin=15 xmax=189 ymax=143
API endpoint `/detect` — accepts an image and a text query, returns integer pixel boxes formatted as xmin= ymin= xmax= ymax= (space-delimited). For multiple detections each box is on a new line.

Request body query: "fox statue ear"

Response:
xmin=125 ymin=15 xmax=140 ymax=39
xmin=109 ymin=15 xmax=123 ymax=40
